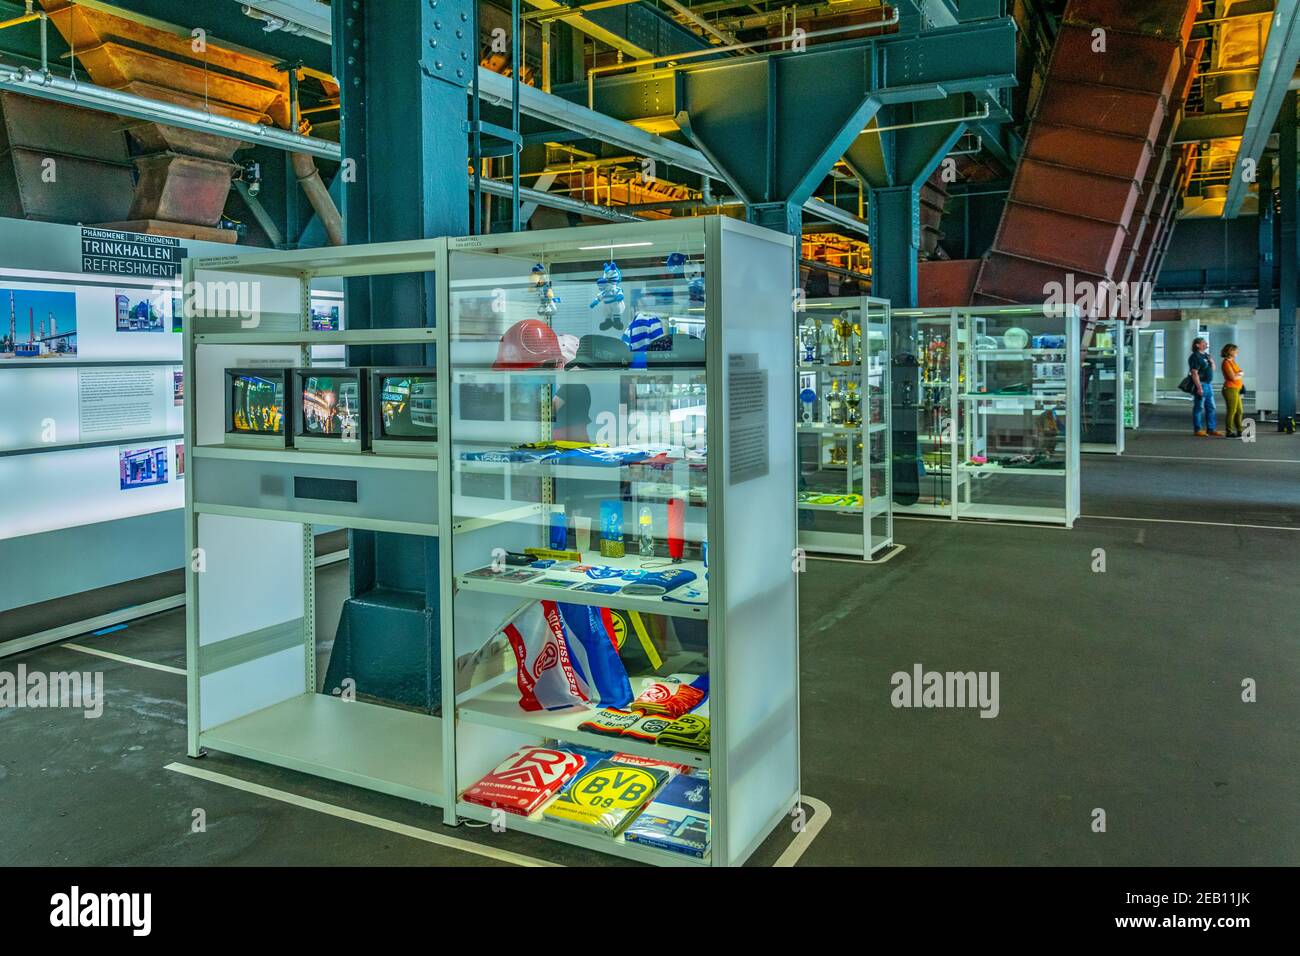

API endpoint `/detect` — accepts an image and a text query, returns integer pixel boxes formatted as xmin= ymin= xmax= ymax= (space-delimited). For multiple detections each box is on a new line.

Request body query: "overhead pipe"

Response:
xmin=658 ymin=0 xmax=754 ymax=53
xmin=474 ymin=177 xmax=643 ymax=222
xmin=863 ymin=102 xmax=992 ymax=135
xmin=0 ymin=66 xmax=342 ymax=160
xmin=0 ymin=0 xmax=39 ymax=32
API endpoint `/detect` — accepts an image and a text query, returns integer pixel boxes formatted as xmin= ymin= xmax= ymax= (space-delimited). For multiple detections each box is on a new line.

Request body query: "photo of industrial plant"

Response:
xmin=1 ymin=287 xmax=78 ymax=358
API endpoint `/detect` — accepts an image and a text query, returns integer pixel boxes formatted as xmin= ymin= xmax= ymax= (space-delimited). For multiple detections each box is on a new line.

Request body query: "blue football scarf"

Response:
xmin=557 ymin=603 xmax=633 ymax=709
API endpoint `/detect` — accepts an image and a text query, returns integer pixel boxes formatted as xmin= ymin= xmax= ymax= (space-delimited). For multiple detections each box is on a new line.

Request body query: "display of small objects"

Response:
xmin=590 ymin=261 xmax=627 ymax=330
xmin=530 ymin=262 xmax=561 ymax=317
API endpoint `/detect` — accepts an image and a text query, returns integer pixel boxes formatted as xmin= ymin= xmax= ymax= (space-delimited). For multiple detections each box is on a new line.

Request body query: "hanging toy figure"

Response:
xmin=590 ymin=261 xmax=626 ymax=330
xmin=664 ymin=251 xmax=705 ymax=305
xmin=530 ymin=263 xmax=560 ymax=318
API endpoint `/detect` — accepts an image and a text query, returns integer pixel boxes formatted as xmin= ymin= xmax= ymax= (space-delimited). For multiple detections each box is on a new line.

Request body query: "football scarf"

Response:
xmin=630 ymin=673 xmax=707 ymax=718
xmin=577 ymin=707 xmax=643 ymax=737
xmin=655 ymin=713 xmax=710 ymax=751
xmin=556 ymin=603 xmax=633 ymax=709
xmin=463 ymin=746 xmax=585 ymax=816
xmin=500 ymin=601 xmax=632 ymax=711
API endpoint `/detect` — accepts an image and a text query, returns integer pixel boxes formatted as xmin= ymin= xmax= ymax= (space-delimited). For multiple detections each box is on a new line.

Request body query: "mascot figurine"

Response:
xmin=589 ymin=261 xmax=626 ymax=330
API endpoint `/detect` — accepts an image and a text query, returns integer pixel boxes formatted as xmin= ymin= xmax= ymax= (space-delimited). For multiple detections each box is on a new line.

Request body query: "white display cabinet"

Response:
xmin=892 ymin=309 xmax=974 ymax=519
xmin=895 ymin=306 xmax=1081 ymax=527
xmin=1123 ymin=323 xmax=1141 ymax=430
xmin=443 ymin=217 xmax=799 ymax=866
xmin=959 ymin=305 xmax=1081 ymax=526
xmin=182 ymin=240 xmax=450 ymax=805
xmin=1081 ymin=318 xmax=1125 ymax=454
xmin=795 ymin=297 xmax=893 ymax=558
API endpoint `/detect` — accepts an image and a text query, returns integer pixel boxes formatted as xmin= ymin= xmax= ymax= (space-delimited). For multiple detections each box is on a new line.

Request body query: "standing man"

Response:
xmin=1188 ymin=336 xmax=1224 ymax=437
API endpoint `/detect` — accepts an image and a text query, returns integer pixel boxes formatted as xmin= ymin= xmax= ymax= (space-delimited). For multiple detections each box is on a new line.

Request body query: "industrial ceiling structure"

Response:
xmin=0 ymin=0 xmax=1297 ymax=310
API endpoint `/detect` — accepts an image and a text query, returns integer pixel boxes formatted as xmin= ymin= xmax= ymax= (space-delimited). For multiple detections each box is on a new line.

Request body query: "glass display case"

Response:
xmin=1123 ymin=323 xmax=1140 ymax=430
xmin=959 ymin=305 xmax=1081 ymax=526
xmin=892 ymin=309 xmax=974 ymax=519
xmin=443 ymin=218 xmax=799 ymax=866
xmin=795 ymin=297 xmax=892 ymax=558
xmin=1081 ymin=318 xmax=1125 ymax=454
xmin=893 ymin=306 xmax=1080 ymax=527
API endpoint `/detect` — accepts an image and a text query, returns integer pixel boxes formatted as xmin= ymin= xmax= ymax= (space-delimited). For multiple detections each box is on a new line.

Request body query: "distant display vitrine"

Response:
xmin=443 ymin=217 xmax=799 ymax=866
xmin=894 ymin=306 xmax=1081 ymax=527
xmin=1123 ymin=323 xmax=1140 ymax=430
xmin=795 ymin=297 xmax=892 ymax=558
xmin=1082 ymin=319 xmax=1125 ymax=454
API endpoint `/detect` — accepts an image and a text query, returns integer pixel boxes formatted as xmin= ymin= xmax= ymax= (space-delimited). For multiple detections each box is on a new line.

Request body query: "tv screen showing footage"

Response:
xmin=228 ymin=372 xmax=286 ymax=435
xmin=301 ymin=374 xmax=361 ymax=438
xmin=378 ymin=374 xmax=437 ymax=440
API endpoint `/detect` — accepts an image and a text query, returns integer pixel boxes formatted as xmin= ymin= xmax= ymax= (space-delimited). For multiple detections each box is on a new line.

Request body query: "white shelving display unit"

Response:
xmin=894 ymin=306 xmax=1081 ymax=528
xmin=183 ymin=239 xmax=449 ymax=805
xmin=443 ymin=218 xmax=799 ymax=867
xmin=184 ymin=220 xmax=801 ymax=867
xmin=1124 ymin=322 xmax=1141 ymax=430
xmin=1081 ymin=318 xmax=1125 ymax=454
xmin=795 ymin=297 xmax=893 ymax=558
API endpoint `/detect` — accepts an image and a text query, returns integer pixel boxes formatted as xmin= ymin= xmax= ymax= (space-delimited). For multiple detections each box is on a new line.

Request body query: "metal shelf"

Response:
xmin=455 ymin=553 xmax=709 ymax=620
xmin=194 ymin=328 xmax=437 ymax=346
xmin=454 ymin=799 xmax=708 ymax=867
xmin=457 ymin=678 xmax=711 ymax=770
xmin=194 ymin=501 xmax=438 ymax=536
xmin=194 ymin=444 xmax=437 ymax=472
xmin=199 ymin=694 xmax=446 ymax=805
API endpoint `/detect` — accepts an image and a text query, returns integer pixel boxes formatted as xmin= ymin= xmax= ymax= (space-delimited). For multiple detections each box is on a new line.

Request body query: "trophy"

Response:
xmin=799 ymin=324 xmax=819 ymax=365
xmin=799 ymin=387 xmax=817 ymax=425
xmin=845 ymin=382 xmax=862 ymax=426
xmin=827 ymin=378 xmax=845 ymax=426
xmin=830 ymin=316 xmax=849 ymax=365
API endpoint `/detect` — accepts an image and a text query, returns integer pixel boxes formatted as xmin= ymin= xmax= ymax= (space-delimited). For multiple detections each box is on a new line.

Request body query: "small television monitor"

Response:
xmin=293 ymin=368 xmax=366 ymax=452
xmin=224 ymin=368 xmax=290 ymax=448
xmin=369 ymin=367 xmax=438 ymax=456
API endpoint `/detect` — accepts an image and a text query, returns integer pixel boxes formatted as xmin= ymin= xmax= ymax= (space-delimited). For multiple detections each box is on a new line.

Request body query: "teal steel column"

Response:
xmin=868 ymin=185 xmax=921 ymax=307
xmin=328 ymin=0 xmax=471 ymax=710
xmin=1259 ymin=154 xmax=1275 ymax=310
xmin=1279 ymin=91 xmax=1297 ymax=428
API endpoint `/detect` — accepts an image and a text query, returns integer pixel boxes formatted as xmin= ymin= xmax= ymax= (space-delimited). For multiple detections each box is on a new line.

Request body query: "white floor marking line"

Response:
xmin=164 ymin=762 xmax=559 ymax=868
xmin=774 ymin=796 xmax=832 ymax=867
xmin=1083 ymin=514 xmax=1300 ymax=532
xmin=1115 ymin=454 xmax=1300 ymax=464
xmin=808 ymin=545 xmax=907 ymax=565
xmin=62 ymin=643 xmax=186 ymax=675
xmin=894 ymin=515 xmax=1069 ymax=532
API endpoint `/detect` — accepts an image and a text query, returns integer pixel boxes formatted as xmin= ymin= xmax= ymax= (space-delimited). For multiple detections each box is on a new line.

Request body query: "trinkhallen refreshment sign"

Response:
xmin=81 ymin=227 xmax=184 ymax=278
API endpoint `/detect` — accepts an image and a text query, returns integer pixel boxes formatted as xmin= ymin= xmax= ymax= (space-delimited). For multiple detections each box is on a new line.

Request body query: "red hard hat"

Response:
xmin=493 ymin=319 xmax=562 ymax=370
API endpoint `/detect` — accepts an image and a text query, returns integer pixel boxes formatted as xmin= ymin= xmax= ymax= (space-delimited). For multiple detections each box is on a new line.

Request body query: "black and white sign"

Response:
xmin=81 ymin=228 xmax=184 ymax=279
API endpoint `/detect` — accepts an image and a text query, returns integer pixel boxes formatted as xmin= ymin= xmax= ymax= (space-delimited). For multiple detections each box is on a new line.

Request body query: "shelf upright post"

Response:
xmin=949 ymin=307 xmax=961 ymax=521
xmin=299 ymin=272 xmax=317 ymax=693
xmin=183 ymin=256 xmax=201 ymax=758
xmin=435 ymin=245 xmax=458 ymax=826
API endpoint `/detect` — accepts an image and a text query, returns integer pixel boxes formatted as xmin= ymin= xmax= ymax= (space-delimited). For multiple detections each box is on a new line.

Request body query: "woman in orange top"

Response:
xmin=1221 ymin=343 xmax=1245 ymax=438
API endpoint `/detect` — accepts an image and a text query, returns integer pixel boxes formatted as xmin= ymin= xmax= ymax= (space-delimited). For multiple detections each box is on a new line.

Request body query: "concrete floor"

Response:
xmin=1 ymin=402 xmax=1297 ymax=866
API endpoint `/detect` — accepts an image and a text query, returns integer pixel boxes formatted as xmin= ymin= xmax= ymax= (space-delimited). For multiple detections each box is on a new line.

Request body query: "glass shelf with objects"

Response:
xmin=1081 ymin=318 xmax=1125 ymax=454
xmin=795 ymin=297 xmax=893 ymax=559
xmin=1123 ymin=322 xmax=1141 ymax=430
xmin=443 ymin=218 xmax=799 ymax=866
xmin=891 ymin=309 xmax=979 ymax=519
xmin=957 ymin=305 xmax=1082 ymax=527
